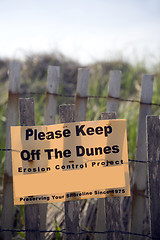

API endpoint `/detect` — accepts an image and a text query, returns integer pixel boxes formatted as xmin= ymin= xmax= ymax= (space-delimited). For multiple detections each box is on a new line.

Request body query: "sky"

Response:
xmin=1 ymin=0 xmax=160 ymax=66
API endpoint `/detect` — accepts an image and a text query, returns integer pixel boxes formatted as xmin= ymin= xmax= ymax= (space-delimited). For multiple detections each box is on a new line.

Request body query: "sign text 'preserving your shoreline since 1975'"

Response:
xmin=11 ymin=119 xmax=130 ymax=205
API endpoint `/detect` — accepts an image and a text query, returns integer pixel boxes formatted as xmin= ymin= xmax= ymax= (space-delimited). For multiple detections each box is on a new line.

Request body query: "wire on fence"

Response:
xmin=0 ymin=149 xmax=159 ymax=164
xmin=28 ymin=92 xmax=160 ymax=107
xmin=0 ymin=91 xmax=159 ymax=107
xmin=0 ymin=149 xmax=12 ymax=151
xmin=0 ymin=228 xmax=159 ymax=239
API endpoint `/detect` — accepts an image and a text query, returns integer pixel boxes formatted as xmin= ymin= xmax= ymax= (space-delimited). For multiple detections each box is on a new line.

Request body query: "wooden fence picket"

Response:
xmin=95 ymin=70 xmax=121 ymax=240
xmin=39 ymin=65 xmax=60 ymax=240
xmin=75 ymin=68 xmax=90 ymax=121
xmin=106 ymin=71 xmax=121 ymax=240
xmin=147 ymin=116 xmax=160 ymax=239
xmin=44 ymin=65 xmax=60 ymax=124
xmin=130 ymin=74 xmax=154 ymax=239
xmin=59 ymin=104 xmax=80 ymax=240
xmin=95 ymin=112 xmax=118 ymax=240
xmin=106 ymin=70 xmax=121 ymax=114
xmin=1 ymin=62 xmax=21 ymax=240
xmin=19 ymin=98 xmax=40 ymax=240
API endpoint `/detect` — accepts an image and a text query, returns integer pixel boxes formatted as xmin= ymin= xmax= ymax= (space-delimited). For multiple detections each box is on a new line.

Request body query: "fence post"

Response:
xmin=59 ymin=104 xmax=80 ymax=240
xmin=19 ymin=98 xmax=40 ymax=240
xmin=95 ymin=112 xmax=117 ymax=240
xmin=147 ymin=116 xmax=160 ymax=239
xmin=130 ymin=74 xmax=154 ymax=239
xmin=75 ymin=68 xmax=90 ymax=121
xmin=39 ymin=66 xmax=60 ymax=240
xmin=1 ymin=62 xmax=21 ymax=240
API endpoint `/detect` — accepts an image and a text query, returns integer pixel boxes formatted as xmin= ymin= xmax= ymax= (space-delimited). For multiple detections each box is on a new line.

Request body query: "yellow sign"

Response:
xmin=11 ymin=119 xmax=130 ymax=205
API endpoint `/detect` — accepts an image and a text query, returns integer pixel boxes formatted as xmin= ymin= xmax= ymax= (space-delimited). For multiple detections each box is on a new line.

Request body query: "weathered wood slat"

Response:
xmin=102 ymin=70 xmax=121 ymax=240
xmin=19 ymin=98 xmax=40 ymax=240
xmin=106 ymin=70 xmax=121 ymax=114
xmin=75 ymin=68 xmax=90 ymax=121
xmin=75 ymin=68 xmax=90 ymax=240
xmin=147 ymin=116 xmax=160 ymax=239
xmin=59 ymin=104 xmax=80 ymax=240
xmin=45 ymin=202 xmax=64 ymax=240
xmin=44 ymin=65 xmax=60 ymax=124
xmin=95 ymin=113 xmax=117 ymax=240
xmin=102 ymin=113 xmax=121 ymax=240
xmin=130 ymin=74 xmax=154 ymax=239
xmin=39 ymin=66 xmax=60 ymax=240
xmin=1 ymin=62 xmax=21 ymax=240
xmin=95 ymin=70 xmax=121 ymax=240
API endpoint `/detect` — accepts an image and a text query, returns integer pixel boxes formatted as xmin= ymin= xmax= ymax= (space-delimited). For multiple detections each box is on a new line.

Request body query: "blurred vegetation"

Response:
xmin=0 ymin=53 xmax=160 ymax=238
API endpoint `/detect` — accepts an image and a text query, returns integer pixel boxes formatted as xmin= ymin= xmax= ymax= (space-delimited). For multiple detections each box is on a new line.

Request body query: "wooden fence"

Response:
xmin=0 ymin=62 xmax=160 ymax=240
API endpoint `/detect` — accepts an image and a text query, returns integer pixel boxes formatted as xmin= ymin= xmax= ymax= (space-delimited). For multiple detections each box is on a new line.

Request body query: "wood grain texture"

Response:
xmin=75 ymin=70 xmax=90 ymax=240
xmin=59 ymin=104 xmax=80 ymax=240
xmin=104 ymin=70 xmax=122 ymax=240
xmin=9 ymin=62 xmax=21 ymax=94
xmin=19 ymin=98 xmax=40 ymax=240
xmin=106 ymin=70 xmax=121 ymax=114
xmin=44 ymin=66 xmax=60 ymax=124
xmin=130 ymin=74 xmax=154 ymax=239
xmin=103 ymin=113 xmax=121 ymax=240
xmin=95 ymin=112 xmax=117 ymax=240
xmin=1 ymin=62 xmax=21 ymax=240
xmin=147 ymin=116 xmax=160 ymax=239
xmin=40 ymin=66 xmax=60 ymax=240
xmin=75 ymin=68 xmax=90 ymax=121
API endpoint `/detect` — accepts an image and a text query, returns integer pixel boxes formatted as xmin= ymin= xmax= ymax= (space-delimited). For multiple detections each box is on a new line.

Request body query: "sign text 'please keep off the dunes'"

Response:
xmin=11 ymin=119 xmax=130 ymax=205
